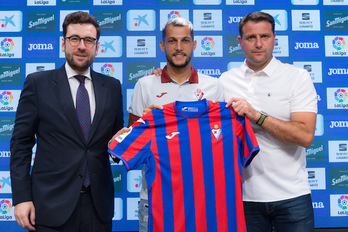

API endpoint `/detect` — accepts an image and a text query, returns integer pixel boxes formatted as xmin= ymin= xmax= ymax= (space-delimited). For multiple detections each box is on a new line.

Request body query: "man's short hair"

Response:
xmin=62 ymin=11 xmax=101 ymax=40
xmin=238 ymin=12 xmax=275 ymax=38
xmin=162 ymin=17 xmax=194 ymax=41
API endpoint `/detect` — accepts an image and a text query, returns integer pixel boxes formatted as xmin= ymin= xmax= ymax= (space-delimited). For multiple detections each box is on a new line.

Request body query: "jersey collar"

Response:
xmin=161 ymin=65 xmax=199 ymax=84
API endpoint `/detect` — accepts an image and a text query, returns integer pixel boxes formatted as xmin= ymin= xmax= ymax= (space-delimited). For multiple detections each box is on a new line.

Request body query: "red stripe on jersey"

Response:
xmin=150 ymin=116 xmax=164 ymax=232
xmin=163 ymin=109 xmax=185 ymax=232
xmin=188 ymin=119 xmax=207 ymax=232
xmin=209 ymin=105 xmax=228 ymax=232
xmin=232 ymin=110 xmax=247 ymax=232
xmin=234 ymin=114 xmax=257 ymax=160
xmin=122 ymin=132 xmax=149 ymax=162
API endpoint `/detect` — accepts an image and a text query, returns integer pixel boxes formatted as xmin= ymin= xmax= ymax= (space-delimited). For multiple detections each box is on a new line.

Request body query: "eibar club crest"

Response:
xmin=194 ymin=88 xmax=204 ymax=100
xmin=211 ymin=124 xmax=221 ymax=140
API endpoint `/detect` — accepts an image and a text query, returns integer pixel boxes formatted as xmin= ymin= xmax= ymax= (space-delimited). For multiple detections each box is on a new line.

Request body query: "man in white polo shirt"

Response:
xmin=221 ymin=12 xmax=317 ymax=231
xmin=127 ymin=17 xmax=224 ymax=232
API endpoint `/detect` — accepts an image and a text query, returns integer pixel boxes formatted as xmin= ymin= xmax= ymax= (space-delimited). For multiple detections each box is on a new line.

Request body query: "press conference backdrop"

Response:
xmin=0 ymin=0 xmax=348 ymax=231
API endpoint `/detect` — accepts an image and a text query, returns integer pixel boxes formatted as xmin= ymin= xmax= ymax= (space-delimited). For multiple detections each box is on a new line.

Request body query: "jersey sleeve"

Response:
xmin=234 ymin=113 xmax=260 ymax=168
xmin=108 ymin=117 xmax=153 ymax=170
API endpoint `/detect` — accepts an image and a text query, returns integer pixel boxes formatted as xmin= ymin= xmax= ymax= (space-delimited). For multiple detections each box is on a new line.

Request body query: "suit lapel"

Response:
xmin=53 ymin=65 xmax=86 ymax=144
xmin=89 ymin=70 xmax=107 ymax=143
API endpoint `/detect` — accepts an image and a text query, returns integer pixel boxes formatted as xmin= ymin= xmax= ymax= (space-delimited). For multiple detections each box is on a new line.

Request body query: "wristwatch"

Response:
xmin=256 ymin=111 xmax=268 ymax=126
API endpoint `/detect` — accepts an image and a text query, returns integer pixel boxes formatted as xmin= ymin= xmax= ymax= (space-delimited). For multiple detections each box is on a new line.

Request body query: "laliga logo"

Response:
xmin=101 ymin=64 xmax=115 ymax=76
xmin=332 ymin=37 xmax=345 ymax=51
xmin=0 ymin=199 xmax=12 ymax=214
xmin=0 ymin=91 xmax=13 ymax=106
xmin=338 ymin=195 xmax=348 ymax=210
xmin=335 ymin=89 xmax=348 ymax=103
xmin=168 ymin=11 xmax=181 ymax=21
xmin=201 ymin=37 xmax=215 ymax=51
xmin=0 ymin=38 xmax=14 ymax=52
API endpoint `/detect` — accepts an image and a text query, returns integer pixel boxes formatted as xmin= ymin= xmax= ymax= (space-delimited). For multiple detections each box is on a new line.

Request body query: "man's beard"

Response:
xmin=166 ymin=53 xmax=191 ymax=68
xmin=66 ymin=52 xmax=94 ymax=73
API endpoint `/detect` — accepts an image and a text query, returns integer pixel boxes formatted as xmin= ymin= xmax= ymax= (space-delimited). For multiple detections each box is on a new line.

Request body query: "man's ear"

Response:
xmin=160 ymin=41 xmax=166 ymax=52
xmin=192 ymin=40 xmax=197 ymax=51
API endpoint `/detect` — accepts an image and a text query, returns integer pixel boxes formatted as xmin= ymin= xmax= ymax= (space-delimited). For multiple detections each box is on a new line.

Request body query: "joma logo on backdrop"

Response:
xmin=196 ymin=69 xmax=222 ymax=76
xmin=330 ymin=121 xmax=348 ymax=128
xmin=294 ymin=42 xmax=320 ymax=49
xmin=28 ymin=43 xmax=53 ymax=51
xmin=0 ymin=151 xmax=10 ymax=158
xmin=328 ymin=68 xmax=348 ymax=75
xmin=228 ymin=16 xmax=243 ymax=23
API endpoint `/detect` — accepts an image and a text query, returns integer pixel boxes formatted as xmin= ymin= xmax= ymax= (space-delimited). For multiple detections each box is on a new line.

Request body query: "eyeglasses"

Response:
xmin=64 ymin=36 xmax=97 ymax=48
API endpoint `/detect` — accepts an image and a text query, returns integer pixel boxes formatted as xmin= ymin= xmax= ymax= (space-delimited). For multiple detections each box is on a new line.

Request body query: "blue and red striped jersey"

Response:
xmin=109 ymin=99 xmax=259 ymax=232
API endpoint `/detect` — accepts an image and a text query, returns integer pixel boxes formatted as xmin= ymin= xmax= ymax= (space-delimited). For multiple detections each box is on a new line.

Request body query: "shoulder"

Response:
xmin=93 ymin=70 xmax=121 ymax=86
xmin=26 ymin=68 xmax=58 ymax=80
xmin=276 ymin=61 xmax=310 ymax=81
xmin=219 ymin=68 xmax=241 ymax=81
xmin=198 ymin=73 xmax=218 ymax=82
xmin=135 ymin=74 xmax=159 ymax=86
xmin=273 ymin=59 xmax=306 ymax=74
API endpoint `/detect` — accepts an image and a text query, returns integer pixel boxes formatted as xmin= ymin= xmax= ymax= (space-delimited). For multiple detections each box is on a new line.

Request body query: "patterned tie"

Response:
xmin=75 ymin=75 xmax=91 ymax=187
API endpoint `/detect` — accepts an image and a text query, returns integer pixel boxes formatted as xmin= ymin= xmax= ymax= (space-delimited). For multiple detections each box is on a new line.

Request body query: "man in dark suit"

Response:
xmin=10 ymin=11 xmax=123 ymax=231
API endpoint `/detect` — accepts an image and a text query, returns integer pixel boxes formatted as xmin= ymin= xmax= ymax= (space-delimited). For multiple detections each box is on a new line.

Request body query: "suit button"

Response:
xmin=79 ymin=174 xmax=83 ymax=179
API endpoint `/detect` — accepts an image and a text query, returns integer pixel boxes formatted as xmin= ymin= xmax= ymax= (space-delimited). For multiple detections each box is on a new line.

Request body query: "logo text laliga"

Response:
xmin=28 ymin=43 xmax=54 ymax=51
xmin=294 ymin=42 xmax=319 ymax=50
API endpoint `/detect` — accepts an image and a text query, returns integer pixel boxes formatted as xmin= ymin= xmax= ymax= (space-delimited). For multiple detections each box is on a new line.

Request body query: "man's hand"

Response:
xmin=226 ymin=97 xmax=316 ymax=148
xmin=226 ymin=97 xmax=260 ymax=122
xmin=148 ymin=68 xmax=162 ymax=77
xmin=14 ymin=201 xmax=36 ymax=231
xmin=143 ymin=104 xmax=163 ymax=115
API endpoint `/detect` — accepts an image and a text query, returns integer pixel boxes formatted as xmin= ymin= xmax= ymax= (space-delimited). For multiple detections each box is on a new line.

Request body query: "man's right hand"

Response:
xmin=14 ymin=201 xmax=36 ymax=231
xmin=143 ymin=104 xmax=163 ymax=115
xmin=149 ymin=68 xmax=162 ymax=76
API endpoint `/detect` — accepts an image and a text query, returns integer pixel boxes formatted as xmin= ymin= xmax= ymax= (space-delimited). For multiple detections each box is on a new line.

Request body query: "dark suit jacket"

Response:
xmin=10 ymin=65 xmax=123 ymax=227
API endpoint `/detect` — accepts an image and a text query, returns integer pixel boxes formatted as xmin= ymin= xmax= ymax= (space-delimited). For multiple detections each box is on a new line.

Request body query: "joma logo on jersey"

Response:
xmin=294 ymin=42 xmax=319 ymax=50
xmin=166 ymin=132 xmax=180 ymax=139
xmin=328 ymin=68 xmax=348 ymax=75
xmin=28 ymin=43 xmax=53 ymax=51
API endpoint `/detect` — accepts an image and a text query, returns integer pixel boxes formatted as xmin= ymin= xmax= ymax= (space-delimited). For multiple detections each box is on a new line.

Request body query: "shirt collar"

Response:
xmin=65 ymin=62 xmax=92 ymax=80
xmin=241 ymin=56 xmax=277 ymax=78
xmin=161 ymin=65 xmax=199 ymax=84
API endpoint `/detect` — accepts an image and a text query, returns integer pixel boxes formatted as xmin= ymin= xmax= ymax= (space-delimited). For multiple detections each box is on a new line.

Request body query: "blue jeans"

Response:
xmin=243 ymin=194 xmax=315 ymax=232
xmin=138 ymin=199 xmax=149 ymax=232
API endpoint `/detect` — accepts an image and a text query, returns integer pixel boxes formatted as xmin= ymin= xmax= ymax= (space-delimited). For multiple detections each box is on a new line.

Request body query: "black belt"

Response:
xmin=80 ymin=186 xmax=91 ymax=194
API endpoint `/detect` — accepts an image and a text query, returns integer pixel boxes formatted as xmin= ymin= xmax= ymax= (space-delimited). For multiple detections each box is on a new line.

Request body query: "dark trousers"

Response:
xmin=243 ymin=194 xmax=315 ymax=232
xmin=33 ymin=188 xmax=112 ymax=232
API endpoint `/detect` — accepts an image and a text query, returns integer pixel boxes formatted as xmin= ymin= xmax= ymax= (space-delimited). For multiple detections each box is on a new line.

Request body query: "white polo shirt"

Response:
xmin=128 ymin=65 xmax=224 ymax=200
xmin=129 ymin=66 xmax=224 ymax=120
xmin=220 ymin=57 xmax=317 ymax=202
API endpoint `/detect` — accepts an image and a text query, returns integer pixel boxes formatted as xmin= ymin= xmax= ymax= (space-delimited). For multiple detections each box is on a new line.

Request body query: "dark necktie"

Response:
xmin=75 ymin=75 xmax=91 ymax=187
